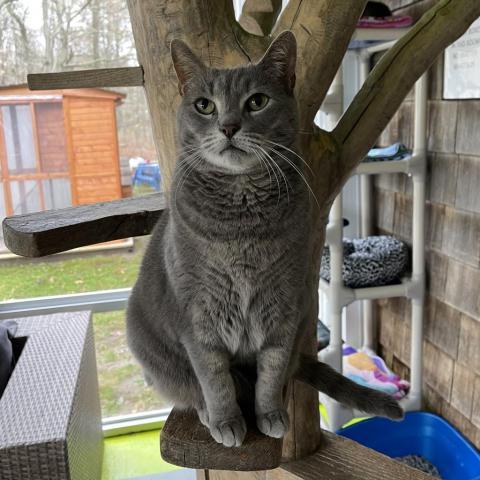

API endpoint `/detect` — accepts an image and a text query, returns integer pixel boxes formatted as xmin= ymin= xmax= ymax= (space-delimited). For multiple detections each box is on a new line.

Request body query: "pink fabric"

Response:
xmin=343 ymin=345 xmax=410 ymax=400
xmin=357 ymin=15 xmax=413 ymax=29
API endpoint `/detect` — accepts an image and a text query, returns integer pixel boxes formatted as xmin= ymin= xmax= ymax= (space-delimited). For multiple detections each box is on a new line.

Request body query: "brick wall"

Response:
xmin=374 ymin=0 xmax=480 ymax=448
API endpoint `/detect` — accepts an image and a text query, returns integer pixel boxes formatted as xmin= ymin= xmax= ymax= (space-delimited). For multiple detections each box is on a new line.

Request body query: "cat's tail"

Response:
xmin=294 ymin=354 xmax=404 ymax=420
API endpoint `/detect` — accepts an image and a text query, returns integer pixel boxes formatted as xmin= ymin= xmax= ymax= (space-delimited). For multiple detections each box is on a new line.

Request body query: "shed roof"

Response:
xmin=0 ymin=84 xmax=126 ymax=103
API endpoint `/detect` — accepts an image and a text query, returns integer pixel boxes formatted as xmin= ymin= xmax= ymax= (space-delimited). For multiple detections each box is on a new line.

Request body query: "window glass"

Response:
xmin=0 ymin=1 xmax=163 ymax=421
xmin=94 ymin=311 xmax=169 ymax=417
xmin=42 ymin=178 xmax=72 ymax=210
xmin=2 ymin=105 xmax=36 ymax=175
xmin=35 ymin=103 xmax=69 ymax=173
xmin=0 ymin=182 xmax=5 ymax=219
xmin=10 ymin=180 xmax=41 ymax=214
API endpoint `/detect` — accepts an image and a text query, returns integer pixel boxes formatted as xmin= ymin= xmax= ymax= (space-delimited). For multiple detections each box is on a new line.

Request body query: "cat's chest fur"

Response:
xmin=172 ymin=176 xmax=305 ymax=359
xmin=200 ymin=237 xmax=284 ymax=358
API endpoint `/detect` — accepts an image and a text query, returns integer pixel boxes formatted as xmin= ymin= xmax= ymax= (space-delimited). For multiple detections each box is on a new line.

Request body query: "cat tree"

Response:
xmin=3 ymin=0 xmax=480 ymax=478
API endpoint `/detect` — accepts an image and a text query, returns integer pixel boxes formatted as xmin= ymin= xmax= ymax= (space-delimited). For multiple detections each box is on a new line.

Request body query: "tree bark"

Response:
xmin=240 ymin=0 xmax=282 ymax=36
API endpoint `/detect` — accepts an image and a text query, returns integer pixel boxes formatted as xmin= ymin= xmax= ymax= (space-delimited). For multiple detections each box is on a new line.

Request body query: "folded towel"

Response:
xmin=363 ymin=142 xmax=411 ymax=162
xmin=343 ymin=344 xmax=410 ymax=400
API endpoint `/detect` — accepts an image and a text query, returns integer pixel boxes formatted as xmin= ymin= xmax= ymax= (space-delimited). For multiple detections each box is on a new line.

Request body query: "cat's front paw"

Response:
xmin=209 ymin=415 xmax=247 ymax=447
xmin=256 ymin=409 xmax=289 ymax=438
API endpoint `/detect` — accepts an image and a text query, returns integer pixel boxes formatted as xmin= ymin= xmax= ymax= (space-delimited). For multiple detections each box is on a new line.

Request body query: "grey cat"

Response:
xmin=126 ymin=31 xmax=403 ymax=448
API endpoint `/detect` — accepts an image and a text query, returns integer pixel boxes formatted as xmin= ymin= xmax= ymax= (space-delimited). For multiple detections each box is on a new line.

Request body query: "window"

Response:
xmin=2 ymin=104 xmax=36 ymax=175
xmin=0 ymin=1 xmax=162 ymax=427
xmin=0 ymin=101 xmax=72 ymax=219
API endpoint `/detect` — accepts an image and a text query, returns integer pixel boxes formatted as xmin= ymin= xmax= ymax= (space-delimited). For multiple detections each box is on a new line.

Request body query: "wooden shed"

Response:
xmin=0 ymin=85 xmax=125 ymax=225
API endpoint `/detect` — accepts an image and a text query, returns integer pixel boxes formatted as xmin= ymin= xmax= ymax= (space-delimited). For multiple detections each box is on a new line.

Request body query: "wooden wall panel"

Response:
xmin=372 ymin=0 xmax=480 ymax=450
xmin=66 ymin=97 xmax=122 ymax=205
xmin=35 ymin=102 xmax=68 ymax=173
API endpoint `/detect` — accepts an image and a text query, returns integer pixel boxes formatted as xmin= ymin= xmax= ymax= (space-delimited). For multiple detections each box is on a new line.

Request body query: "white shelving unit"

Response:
xmin=318 ymin=28 xmax=427 ymax=431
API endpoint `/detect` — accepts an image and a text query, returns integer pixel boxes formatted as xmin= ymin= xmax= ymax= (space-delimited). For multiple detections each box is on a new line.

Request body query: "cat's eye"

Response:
xmin=246 ymin=93 xmax=269 ymax=112
xmin=194 ymin=98 xmax=215 ymax=115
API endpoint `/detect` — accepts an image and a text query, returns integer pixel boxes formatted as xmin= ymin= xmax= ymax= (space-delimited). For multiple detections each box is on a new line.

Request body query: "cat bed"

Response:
xmin=320 ymin=236 xmax=409 ymax=288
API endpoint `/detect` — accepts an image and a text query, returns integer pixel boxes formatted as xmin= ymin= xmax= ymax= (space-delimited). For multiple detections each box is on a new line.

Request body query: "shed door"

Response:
xmin=65 ymin=97 xmax=122 ymax=205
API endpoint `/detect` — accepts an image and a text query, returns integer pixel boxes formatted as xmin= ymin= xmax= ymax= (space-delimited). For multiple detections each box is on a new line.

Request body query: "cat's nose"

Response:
xmin=220 ymin=124 xmax=240 ymax=139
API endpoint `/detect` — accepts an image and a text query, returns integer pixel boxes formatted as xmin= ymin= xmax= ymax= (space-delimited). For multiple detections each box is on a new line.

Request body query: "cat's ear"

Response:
xmin=258 ymin=31 xmax=297 ymax=93
xmin=171 ymin=39 xmax=206 ymax=96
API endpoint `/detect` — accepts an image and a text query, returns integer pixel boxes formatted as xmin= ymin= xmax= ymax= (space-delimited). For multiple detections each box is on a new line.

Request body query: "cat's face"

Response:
xmin=171 ymin=32 xmax=298 ymax=174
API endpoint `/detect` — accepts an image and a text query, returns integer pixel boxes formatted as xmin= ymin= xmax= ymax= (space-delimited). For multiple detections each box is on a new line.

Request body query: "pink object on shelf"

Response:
xmin=342 ymin=344 xmax=410 ymax=400
xmin=357 ymin=15 xmax=413 ymax=29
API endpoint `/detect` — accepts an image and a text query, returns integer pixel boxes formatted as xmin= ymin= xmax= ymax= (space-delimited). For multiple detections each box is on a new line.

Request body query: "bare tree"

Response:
xmin=0 ymin=1 xmax=30 ymax=84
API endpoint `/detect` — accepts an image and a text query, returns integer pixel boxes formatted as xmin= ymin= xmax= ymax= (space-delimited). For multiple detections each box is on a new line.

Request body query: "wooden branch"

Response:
xmin=183 ymin=419 xmax=433 ymax=479
xmin=2 ymin=193 xmax=165 ymax=257
xmin=273 ymin=0 xmax=367 ymax=128
xmin=273 ymin=431 xmax=434 ymax=480
xmin=334 ymin=0 xmax=480 ymax=179
xmin=161 ymin=408 xmax=282 ymax=471
xmin=239 ymin=0 xmax=282 ymax=36
xmin=27 ymin=66 xmax=144 ymax=90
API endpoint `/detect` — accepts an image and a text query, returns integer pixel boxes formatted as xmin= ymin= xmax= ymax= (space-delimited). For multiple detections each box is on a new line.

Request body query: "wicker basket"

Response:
xmin=0 ymin=312 xmax=103 ymax=480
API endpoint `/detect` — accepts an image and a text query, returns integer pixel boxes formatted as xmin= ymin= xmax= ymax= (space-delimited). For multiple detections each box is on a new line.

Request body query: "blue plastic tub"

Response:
xmin=338 ymin=412 xmax=480 ymax=480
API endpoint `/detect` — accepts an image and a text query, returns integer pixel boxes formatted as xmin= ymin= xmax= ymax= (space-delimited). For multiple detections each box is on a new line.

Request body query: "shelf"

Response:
xmin=354 ymin=154 xmax=413 ymax=175
xmin=319 ymin=278 xmax=409 ymax=304
xmin=351 ymin=27 xmax=410 ymax=42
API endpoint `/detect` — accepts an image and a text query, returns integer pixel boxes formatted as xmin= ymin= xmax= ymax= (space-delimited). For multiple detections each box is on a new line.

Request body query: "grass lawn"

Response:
xmin=94 ymin=311 xmax=168 ymax=416
xmin=0 ymin=233 xmax=171 ymax=417
xmin=0 ymin=242 xmax=144 ymax=300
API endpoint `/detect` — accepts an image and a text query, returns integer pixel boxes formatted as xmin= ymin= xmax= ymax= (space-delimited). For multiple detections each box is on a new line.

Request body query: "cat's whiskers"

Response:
xmin=261 ymin=138 xmax=315 ymax=178
xmin=256 ymin=145 xmax=290 ymax=206
xmin=173 ymin=155 xmax=203 ymax=210
xmin=180 ymin=139 xmax=216 ymax=157
xmin=236 ymin=138 xmax=274 ymax=192
xmin=253 ymin=146 xmax=282 ymax=205
xmin=242 ymin=133 xmax=317 ymax=205
xmin=263 ymin=144 xmax=320 ymax=207
xmin=241 ymin=135 xmax=290 ymax=205
xmin=248 ymin=148 xmax=273 ymax=190
xmin=175 ymin=151 xmax=202 ymax=178
xmin=173 ymin=151 xmax=204 ymax=208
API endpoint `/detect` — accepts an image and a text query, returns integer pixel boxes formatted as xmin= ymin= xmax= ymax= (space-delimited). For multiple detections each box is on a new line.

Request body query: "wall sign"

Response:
xmin=444 ymin=18 xmax=480 ymax=99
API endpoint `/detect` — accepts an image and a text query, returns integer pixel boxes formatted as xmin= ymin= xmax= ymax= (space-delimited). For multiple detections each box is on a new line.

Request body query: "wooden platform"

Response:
xmin=160 ymin=409 xmax=283 ymax=471
xmin=2 ymin=193 xmax=165 ymax=257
